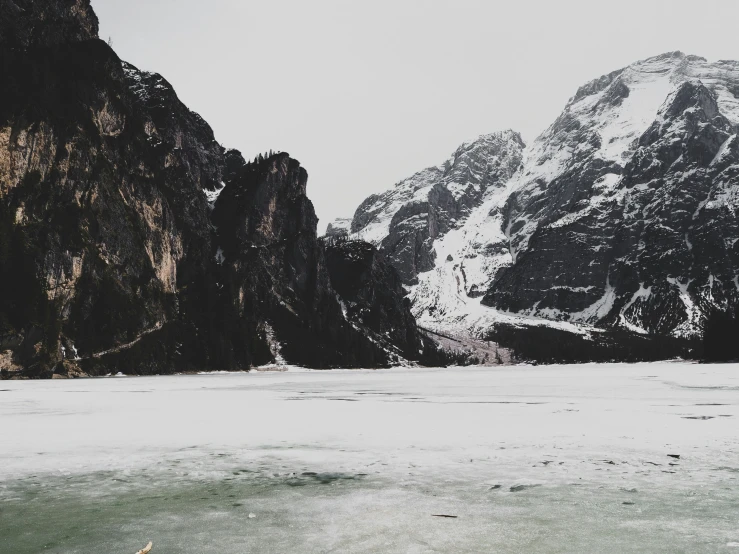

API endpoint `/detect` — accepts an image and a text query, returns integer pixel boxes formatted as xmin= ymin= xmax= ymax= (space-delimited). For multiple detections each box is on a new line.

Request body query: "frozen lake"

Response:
xmin=1 ymin=363 xmax=738 ymax=553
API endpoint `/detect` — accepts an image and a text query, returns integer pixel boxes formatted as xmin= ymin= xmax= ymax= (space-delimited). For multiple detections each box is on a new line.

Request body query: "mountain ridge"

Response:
xmin=347 ymin=130 xmax=525 ymax=284
xmin=342 ymin=51 xmax=739 ymax=356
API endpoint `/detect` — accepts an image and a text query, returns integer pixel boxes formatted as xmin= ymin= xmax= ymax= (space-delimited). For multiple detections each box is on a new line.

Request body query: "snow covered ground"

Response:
xmin=1 ymin=364 xmax=738 ymax=553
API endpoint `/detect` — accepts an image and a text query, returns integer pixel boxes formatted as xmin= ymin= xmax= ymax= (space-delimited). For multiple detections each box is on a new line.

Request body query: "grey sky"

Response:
xmin=94 ymin=0 xmax=739 ymax=232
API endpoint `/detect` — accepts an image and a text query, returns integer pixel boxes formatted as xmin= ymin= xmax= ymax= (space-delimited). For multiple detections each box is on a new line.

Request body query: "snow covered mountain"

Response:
xmin=344 ymin=130 xmax=524 ymax=284
xmin=345 ymin=52 xmax=739 ymax=344
xmin=324 ymin=217 xmax=352 ymax=237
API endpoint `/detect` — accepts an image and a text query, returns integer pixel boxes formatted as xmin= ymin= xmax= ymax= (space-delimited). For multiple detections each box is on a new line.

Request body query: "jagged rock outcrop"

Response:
xmin=350 ymin=131 xmax=524 ymax=284
xmin=0 ymin=0 xmax=419 ymax=377
xmin=211 ymin=153 xmax=392 ymax=368
xmin=0 ymin=0 xmax=99 ymax=50
xmin=324 ymin=239 xmax=434 ymax=363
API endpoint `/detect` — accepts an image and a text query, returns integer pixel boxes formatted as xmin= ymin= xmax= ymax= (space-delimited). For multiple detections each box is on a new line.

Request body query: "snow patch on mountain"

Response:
xmin=619 ymin=284 xmax=653 ymax=334
xmin=408 ymin=175 xmax=517 ymax=306
xmin=205 ymin=181 xmax=226 ymax=209
xmin=667 ymin=277 xmax=701 ymax=337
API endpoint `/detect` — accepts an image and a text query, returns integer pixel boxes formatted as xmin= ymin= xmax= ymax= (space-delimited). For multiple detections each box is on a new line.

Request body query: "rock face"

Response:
xmin=350 ymin=131 xmax=524 ymax=284
xmin=0 ymin=33 xmax=219 ymax=376
xmin=211 ymin=153 xmax=392 ymax=369
xmin=324 ymin=239 xmax=431 ymax=363
xmin=345 ymin=52 xmax=739 ymax=352
xmin=0 ymin=0 xmax=99 ymax=50
xmin=0 ymin=1 xmax=415 ymax=377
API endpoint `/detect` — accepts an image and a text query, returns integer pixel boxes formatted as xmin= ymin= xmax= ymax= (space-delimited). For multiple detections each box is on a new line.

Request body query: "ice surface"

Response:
xmin=1 ymin=364 xmax=738 ymax=552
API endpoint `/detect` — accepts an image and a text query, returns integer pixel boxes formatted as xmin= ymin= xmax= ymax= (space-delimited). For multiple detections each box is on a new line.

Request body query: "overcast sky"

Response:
xmin=94 ymin=0 xmax=739 ymax=232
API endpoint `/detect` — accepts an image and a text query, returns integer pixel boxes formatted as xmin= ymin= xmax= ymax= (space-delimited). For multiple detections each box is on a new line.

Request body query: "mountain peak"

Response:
xmin=467 ymin=129 xmax=525 ymax=147
xmin=638 ymin=50 xmax=707 ymax=64
xmin=569 ymin=51 xmax=714 ymax=108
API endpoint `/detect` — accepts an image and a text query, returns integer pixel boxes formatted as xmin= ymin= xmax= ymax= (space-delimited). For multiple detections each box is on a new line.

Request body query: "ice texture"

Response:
xmin=1 ymin=363 xmax=738 ymax=552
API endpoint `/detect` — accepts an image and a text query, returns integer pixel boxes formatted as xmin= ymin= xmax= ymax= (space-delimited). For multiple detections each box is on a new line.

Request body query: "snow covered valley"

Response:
xmin=1 ymin=364 xmax=738 ymax=553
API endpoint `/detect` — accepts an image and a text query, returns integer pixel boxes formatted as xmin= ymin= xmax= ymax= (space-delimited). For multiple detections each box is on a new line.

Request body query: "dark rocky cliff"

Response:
xmin=0 ymin=1 xmax=421 ymax=377
xmin=210 ymin=153 xmax=393 ymax=369
xmin=0 ymin=0 xmax=99 ymax=50
xmin=324 ymin=239 xmax=446 ymax=365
